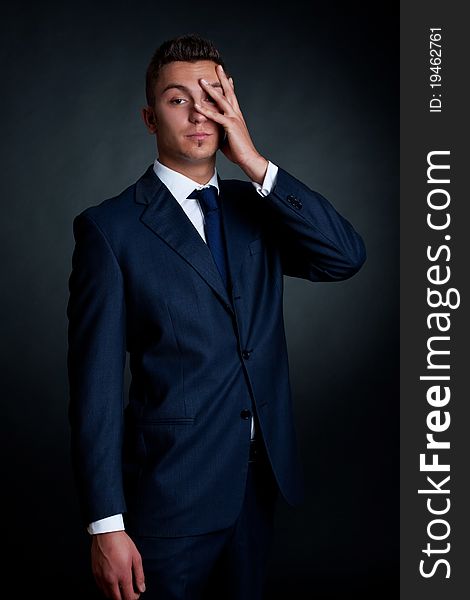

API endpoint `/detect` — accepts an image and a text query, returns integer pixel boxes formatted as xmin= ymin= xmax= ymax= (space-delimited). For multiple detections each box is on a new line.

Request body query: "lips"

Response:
xmin=186 ymin=132 xmax=212 ymax=139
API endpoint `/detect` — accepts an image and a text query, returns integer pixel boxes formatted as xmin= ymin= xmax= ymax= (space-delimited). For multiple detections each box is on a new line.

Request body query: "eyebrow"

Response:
xmin=161 ymin=82 xmax=222 ymax=95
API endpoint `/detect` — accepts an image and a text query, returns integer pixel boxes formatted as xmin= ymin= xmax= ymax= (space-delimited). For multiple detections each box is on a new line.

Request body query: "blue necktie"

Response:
xmin=188 ymin=185 xmax=230 ymax=290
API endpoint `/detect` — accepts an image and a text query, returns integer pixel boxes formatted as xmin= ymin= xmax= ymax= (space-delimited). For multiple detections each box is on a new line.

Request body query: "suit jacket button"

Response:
xmin=240 ymin=409 xmax=252 ymax=420
xmin=287 ymin=194 xmax=302 ymax=209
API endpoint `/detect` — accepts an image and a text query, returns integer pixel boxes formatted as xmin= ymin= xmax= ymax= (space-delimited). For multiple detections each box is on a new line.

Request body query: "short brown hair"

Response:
xmin=145 ymin=33 xmax=229 ymax=106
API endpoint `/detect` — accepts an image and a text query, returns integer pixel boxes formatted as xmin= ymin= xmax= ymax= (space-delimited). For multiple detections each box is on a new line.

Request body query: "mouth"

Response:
xmin=186 ymin=133 xmax=212 ymax=140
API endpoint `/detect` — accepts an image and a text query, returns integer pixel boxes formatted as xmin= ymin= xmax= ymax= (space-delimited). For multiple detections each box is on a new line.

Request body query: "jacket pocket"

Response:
xmin=136 ymin=416 xmax=195 ymax=428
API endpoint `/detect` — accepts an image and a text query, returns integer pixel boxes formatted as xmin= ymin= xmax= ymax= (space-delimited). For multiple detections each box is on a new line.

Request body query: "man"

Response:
xmin=67 ymin=33 xmax=366 ymax=600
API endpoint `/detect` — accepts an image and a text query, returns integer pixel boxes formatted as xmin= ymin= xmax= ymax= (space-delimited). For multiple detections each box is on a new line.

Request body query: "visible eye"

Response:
xmin=205 ymin=96 xmax=216 ymax=103
xmin=170 ymin=98 xmax=187 ymax=105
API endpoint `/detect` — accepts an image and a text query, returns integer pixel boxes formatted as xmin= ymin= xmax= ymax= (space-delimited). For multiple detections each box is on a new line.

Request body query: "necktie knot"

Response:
xmin=187 ymin=185 xmax=219 ymax=214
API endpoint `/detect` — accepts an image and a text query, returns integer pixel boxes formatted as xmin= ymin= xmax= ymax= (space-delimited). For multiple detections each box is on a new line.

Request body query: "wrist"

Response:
xmin=239 ymin=153 xmax=269 ymax=185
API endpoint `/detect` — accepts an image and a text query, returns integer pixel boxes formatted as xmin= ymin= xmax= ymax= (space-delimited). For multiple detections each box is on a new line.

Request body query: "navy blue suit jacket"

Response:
xmin=67 ymin=164 xmax=366 ymax=537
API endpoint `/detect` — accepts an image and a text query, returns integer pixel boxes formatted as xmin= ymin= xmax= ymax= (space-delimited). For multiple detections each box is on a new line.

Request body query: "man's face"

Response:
xmin=148 ymin=60 xmax=224 ymax=165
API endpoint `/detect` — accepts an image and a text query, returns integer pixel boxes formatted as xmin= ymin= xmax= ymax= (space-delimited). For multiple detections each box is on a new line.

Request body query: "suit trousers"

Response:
xmin=131 ymin=440 xmax=279 ymax=600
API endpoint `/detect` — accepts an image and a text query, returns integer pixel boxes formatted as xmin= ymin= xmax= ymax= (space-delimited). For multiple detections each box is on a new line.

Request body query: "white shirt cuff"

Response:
xmin=87 ymin=514 xmax=125 ymax=535
xmin=251 ymin=161 xmax=279 ymax=196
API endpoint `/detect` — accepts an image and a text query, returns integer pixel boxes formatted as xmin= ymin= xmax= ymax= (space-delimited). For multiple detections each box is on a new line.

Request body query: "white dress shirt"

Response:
xmin=87 ymin=158 xmax=279 ymax=535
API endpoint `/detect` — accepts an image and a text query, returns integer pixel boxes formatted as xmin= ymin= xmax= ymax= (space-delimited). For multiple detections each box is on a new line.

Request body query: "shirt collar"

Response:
xmin=153 ymin=158 xmax=219 ymax=205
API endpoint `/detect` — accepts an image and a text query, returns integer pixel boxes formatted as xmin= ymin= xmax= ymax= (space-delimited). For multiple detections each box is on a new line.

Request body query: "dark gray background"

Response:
xmin=1 ymin=1 xmax=398 ymax=598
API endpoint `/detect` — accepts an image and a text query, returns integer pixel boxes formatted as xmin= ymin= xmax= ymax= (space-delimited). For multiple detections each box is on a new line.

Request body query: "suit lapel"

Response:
xmin=136 ymin=165 xmax=253 ymax=312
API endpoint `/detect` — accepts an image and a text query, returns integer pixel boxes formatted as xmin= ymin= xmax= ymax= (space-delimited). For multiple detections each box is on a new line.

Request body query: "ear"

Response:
xmin=142 ymin=106 xmax=158 ymax=134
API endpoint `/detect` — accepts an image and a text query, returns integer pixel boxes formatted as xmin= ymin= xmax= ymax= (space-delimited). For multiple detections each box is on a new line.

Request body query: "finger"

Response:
xmin=108 ymin=581 xmax=123 ymax=600
xmin=217 ymin=65 xmax=240 ymax=112
xmin=132 ymin=552 xmax=146 ymax=594
xmin=215 ymin=64 xmax=236 ymax=105
xmin=119 ymin=577 xmax=140 ymax=600
xmin=199 ymin=78 xmax=234 ymax=114
xmin=94 ymin=574 xmax=117 ymax=599
xmin=227 ymin=76 xmax=242 ymax=113
xmin=193 ymin=102 xmax=228 ymax=126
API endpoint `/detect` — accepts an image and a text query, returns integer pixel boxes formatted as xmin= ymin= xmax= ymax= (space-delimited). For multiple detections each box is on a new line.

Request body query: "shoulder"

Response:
xmin=71 ymin=166 xmax=153 ymax=238
xmin=77 ymin=182 xmax=136 ymax=226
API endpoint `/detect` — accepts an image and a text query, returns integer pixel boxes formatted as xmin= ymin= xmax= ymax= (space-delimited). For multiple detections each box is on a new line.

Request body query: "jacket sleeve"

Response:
xmin=66 ymin=211 xmax=127 ymax=525
xmin=260 ymin=166 xmax=367 ymax=282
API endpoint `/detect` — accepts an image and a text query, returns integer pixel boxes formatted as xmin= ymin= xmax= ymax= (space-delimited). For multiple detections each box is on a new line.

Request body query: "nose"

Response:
xmin=189 ymin=103 xmax=208 ymax=124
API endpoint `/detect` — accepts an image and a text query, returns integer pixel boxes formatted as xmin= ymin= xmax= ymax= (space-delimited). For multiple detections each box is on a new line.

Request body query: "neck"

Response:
xmin=157 ymin=155 xmax=216 ymax=185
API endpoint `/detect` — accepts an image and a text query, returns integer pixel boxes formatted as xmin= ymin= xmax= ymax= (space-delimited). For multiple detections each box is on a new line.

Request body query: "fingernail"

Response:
xmin=141 ymin=583 xmax=146 ymax=592
xmin=200 ymin=78 xmax=207 ymax=84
